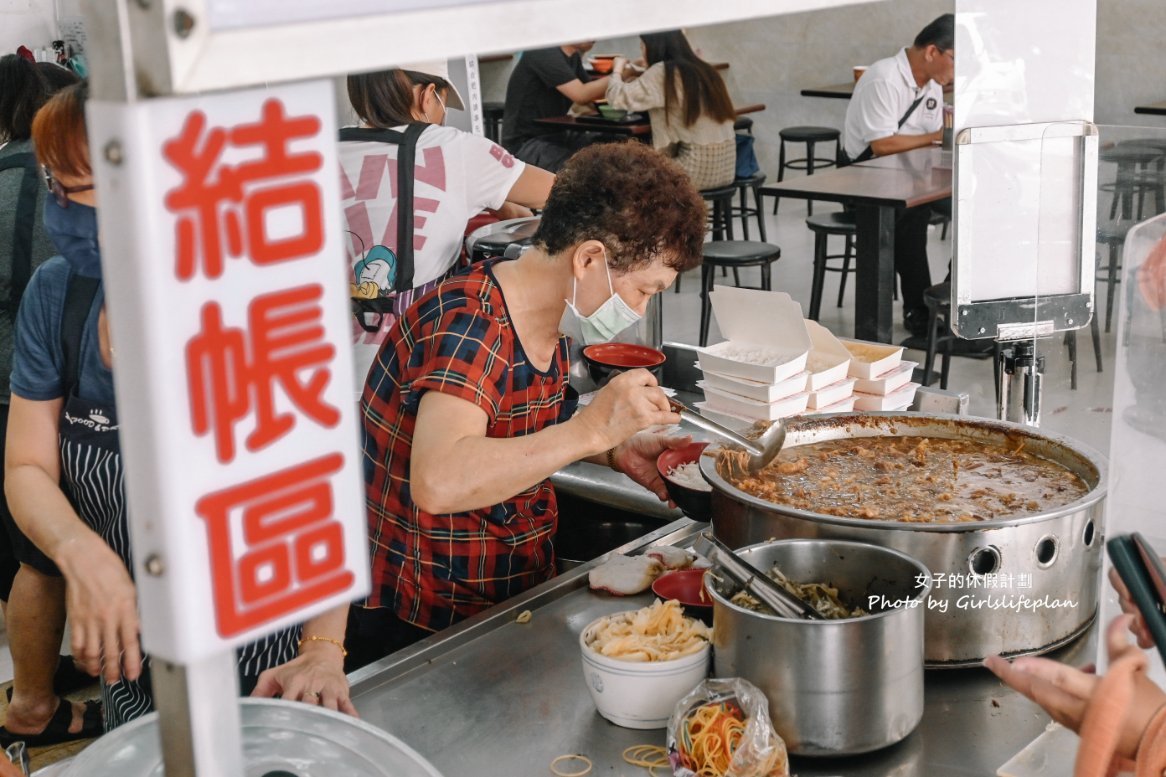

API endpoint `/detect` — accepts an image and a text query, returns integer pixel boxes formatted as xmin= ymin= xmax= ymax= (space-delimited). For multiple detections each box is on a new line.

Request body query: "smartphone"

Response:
xmin=1107 ymin=532 xmax=1166 ymax=665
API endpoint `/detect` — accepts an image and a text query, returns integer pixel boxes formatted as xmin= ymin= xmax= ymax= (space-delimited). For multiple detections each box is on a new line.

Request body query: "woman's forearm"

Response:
xmin=411 ymin=415 xmax=601 ymax=514
xmin=6 ymin=464 xmax=102 ymax=571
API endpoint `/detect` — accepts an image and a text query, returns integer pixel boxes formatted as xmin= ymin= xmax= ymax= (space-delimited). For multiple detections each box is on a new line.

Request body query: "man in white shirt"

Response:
xmin=842 ymin=14 xmax=954 ymax=338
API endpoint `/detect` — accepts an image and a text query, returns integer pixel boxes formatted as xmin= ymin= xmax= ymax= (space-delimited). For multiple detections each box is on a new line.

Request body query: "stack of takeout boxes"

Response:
xmin=694 ymin=287 xmax=811 ymax=427
xmin=841 ymin=339 xmax=920 ymax=411
xmin=803 ymin=320 xmax=856 ymax=414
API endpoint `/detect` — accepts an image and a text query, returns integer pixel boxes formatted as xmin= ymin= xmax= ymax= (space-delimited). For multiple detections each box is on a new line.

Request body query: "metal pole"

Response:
xmin=152 ymin=653 xmax=244 ymax=777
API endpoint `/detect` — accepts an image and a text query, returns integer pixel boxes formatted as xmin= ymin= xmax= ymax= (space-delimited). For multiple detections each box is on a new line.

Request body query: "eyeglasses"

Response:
xmin=42 ymin=168 xmax=94 ymax=208
xmin=942 ymin=49 xmax=955 ymax=61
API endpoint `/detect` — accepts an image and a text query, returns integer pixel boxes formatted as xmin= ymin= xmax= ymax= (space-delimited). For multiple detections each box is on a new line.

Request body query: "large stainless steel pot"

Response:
xmin=61 ymin=698 xmax=444 ymax=777
xmin=708 ymin=539 xmax=931 ymax=756
xmin=699 ymin=412 xmax=1107 ymax=666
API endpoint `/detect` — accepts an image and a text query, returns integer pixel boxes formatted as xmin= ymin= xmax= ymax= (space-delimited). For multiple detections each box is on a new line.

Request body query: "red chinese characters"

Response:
xmin=164 ymin=98 xmax=325 ymax=281
xmin=186 ymin=284 xmax=340 ymax=463
xmin=197 ymin=454 xmax=354 ymax=637
xmin=165 ymin=95 xmax=355 ymax=641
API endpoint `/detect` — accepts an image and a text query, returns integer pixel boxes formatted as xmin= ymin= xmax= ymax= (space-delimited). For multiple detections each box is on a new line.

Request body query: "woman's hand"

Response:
xmin=252 ymin=640 xmax=357 ymax=716
xmin=985 ymin=615 xmax=1166 ymax=760
xmin=575 ymin=369 xmax=678 ymax=454
xmin=614 ymin=432 xmax=693 ymax=503
xmin=57 ymin=533 xmax=142 ymax=684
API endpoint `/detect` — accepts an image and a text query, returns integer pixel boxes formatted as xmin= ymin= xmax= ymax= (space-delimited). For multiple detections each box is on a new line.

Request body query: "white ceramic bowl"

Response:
xmin=579 ymin=612 xmax=710 ymax=729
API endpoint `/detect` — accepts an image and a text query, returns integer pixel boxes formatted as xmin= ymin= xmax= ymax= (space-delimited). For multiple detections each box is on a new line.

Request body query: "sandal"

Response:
xmin=0 ymin=698 xmax=102 ymax=748
xmin=4 ymin=656 xmax=96 ymax=703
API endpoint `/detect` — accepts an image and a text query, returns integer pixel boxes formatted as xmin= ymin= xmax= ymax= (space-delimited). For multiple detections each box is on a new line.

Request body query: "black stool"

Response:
xmin=730 ymin=173 xmax=768 ymax=241
xmin=1124 ymin=137 xmax=1166 ymax=215
xmin=921 ymin=283 xmax=1001 ymax=389
xmin=1100 ymin=144 xmax=1162 ymax=221
xmin=699 ymin=241 xmax=782 ymax=345
xmin=929 ymin=198 xmax=952 ymax=241
xmin=1098 ymin=220 xmax=1134 ymax=332
xmin=733 ymin=116 xmax=754 ymax=134
xmin=805 ymin=212 xmax=856 ymax=320
xmin=772 ymin=126 xmax=841 ymax=216
xmin=676 ymin=185 xmax=739 ymax=294
xmin=483 ymin=101 xmax=505 ymax=144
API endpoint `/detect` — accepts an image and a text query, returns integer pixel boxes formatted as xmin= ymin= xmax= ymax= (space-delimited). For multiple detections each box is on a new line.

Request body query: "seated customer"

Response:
xmin=349 ymin=142 xmax=704 ymax=668
xmin=841 ymin=13 xmax=953 ymax=338
xmin=605 ymin=30 xmax=736 ymax=190
xmin=501 ymin=42 xmax=610 ymax=172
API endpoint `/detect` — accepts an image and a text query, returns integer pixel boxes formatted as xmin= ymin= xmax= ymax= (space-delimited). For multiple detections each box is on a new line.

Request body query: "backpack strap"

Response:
xmin=60 ymin=273 xmax=100 ymax=398
xmin=338 ymin=123 xmax=428 ymax=292
xmin=0 ymin=152 xmax=41 ymax=313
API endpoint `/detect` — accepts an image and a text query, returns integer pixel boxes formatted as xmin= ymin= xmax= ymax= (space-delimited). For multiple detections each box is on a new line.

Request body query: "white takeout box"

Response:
xmin=697 ymin=287 xmax=811 ymax=384
xmin=840 ymin=338 xmax=905 ymax=379
xmin=804 ymin=320 xmax=853 ymax=391
xmin=807 ymin=378 xmax=856 ymax=410
xmin=853 ymin=382 xmax=919 ymax=411
xmin=808 ymin=395 xmax=857 ymax=415
xmin=853 ymin=361 xmax=918 ymax=396
xmin=701 ymin=383 xmax=810 ymax=421
xmin=697 ymin=371 xmax=808 ymax=403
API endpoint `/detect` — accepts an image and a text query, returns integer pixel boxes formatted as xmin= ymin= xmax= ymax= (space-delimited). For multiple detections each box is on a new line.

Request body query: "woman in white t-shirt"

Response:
xmin=339 ymin=61 xmax=554 ymax=375
xmin=604 ymin=31 xmax=736 ymax=190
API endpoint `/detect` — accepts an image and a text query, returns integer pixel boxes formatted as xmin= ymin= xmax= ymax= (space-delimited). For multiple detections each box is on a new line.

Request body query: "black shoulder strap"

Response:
xmin=338 ymin=123 xmax=428 ymax=292
xmin=60 ymin=273 xmax=100 ymax=398
xmin=847 ymin=93 xmax=929 ymax=166
xmin=0 ymin=152 xmax=41 ymax=313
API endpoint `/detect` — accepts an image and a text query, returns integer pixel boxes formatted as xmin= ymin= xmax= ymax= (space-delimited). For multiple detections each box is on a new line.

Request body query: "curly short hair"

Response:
xmin=532 ymin=142 xmax=705 ymax=274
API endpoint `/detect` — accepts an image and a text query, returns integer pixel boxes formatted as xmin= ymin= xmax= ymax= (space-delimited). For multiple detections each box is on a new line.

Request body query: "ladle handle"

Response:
xmin=668 ymin=399 xmax=765 ymax=457
xmin=703 ymin=532 xmax=822 ymax=620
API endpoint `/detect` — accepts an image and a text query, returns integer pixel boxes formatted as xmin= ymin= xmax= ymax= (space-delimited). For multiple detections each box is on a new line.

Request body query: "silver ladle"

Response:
xmin=668 ymin=398 xmax=787 ymax=473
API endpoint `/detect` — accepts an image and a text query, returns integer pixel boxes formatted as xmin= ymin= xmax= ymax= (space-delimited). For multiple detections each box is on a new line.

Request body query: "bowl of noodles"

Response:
xmin=579 ymin=600 xmax=711 ymax=729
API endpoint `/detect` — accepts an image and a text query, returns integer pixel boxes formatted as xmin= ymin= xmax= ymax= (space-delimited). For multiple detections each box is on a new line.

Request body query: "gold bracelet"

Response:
xmin=606 ymin=446 xmax=619 ymax=472
xmin=298 ymin=634 xmax=348 ymax=658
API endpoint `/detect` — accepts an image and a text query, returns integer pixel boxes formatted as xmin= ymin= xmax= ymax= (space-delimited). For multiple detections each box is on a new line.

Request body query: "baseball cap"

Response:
xmin=398 ymin=60 xmax=465 ymax=111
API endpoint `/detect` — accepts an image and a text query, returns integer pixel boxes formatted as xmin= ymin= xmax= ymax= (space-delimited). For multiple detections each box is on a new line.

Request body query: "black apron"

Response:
xmin=339 ymin=123 xmax=428 ymax=334
xmin=56 ymin=275 xmax=298 ymax=730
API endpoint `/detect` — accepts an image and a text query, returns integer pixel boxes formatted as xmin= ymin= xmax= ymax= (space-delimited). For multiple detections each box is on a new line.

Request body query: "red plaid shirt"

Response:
xmin=360 ymin=261 xmax=576 ymax=632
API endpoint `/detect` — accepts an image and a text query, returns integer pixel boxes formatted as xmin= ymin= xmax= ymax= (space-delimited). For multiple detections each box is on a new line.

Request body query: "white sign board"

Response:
xmin=207 ymin=0 xmax=500 ymax=30
xmin=88 ymin=80 xmax=369 ymax=662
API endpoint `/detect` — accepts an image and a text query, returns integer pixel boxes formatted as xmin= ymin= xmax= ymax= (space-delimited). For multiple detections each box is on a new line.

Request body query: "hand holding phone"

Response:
xmin=1107 ymin=532 xmax=1166 ymax=665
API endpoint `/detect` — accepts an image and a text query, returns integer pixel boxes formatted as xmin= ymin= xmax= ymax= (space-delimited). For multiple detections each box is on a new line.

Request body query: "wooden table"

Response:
xmin=533 ymin=114 xmax=651 ymax=137
xmin=1135 ymin=101 xmax=1166 ymax=116
xmin=800 ymin=81 xmax=856 ymax=99
xmin=759 ymin=146 xmax=952 ymax=343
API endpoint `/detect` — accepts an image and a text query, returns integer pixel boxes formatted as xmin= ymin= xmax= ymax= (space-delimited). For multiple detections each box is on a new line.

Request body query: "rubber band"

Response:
xmin=622 ymin=744 xmax=669 ymax=768
xmin=550 ymin=754 xmax=592 ymax=777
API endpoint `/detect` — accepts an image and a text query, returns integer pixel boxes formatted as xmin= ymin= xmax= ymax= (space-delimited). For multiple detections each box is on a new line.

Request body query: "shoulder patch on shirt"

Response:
xmin=926 ymin=97 xmax=938 ymax=110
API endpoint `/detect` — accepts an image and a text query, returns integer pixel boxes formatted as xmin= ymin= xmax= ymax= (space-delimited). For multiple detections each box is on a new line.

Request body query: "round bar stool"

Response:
xmin=772 ymin=126 xmax=841 ymax=216
xmin=1123 ymin=137 xmax=1166 ymax=215
xmin=1100 ymin=144 xmax=1162 ymax=221
xmin=699 ymin=241 xmax=782 ymax=345
xmin=920 ymin=283 xmax=1003 ymax=390
xmin=805 ymin=212 xmax=856 ymax=321
xmin=1097 ymin=220 xmax=1134 ymax=332
xmin=676 ymin=185 xmax=739 ymax=294
xmin=731 ymin=172 xmax=768 ymax=241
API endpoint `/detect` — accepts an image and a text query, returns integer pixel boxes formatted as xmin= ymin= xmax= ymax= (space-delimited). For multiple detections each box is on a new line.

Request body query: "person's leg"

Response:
xmin=3 ymin=565 xmax=90 ymax=735
xmin=895 ymin=205 xmax=935 ymax=336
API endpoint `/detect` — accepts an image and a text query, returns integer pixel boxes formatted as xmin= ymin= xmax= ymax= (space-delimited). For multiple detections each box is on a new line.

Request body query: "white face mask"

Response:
xmin=558 ymin=251 xmax=643 ymax=345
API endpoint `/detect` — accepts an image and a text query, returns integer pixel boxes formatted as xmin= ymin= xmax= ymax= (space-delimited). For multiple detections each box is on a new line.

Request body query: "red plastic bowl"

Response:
xmin=656 ymin=442 xmax=712 ymax=520
xmin=652 ymin=569 xmax=713 ymax=621
xmin=582 ymin=343 xmax=666 ymax=384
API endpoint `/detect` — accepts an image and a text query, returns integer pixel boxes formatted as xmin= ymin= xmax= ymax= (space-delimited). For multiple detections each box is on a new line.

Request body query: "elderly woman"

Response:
xmin=3 ymin=83 xmax=355 ymax=742
xmin=349 ymin=141 xmax=705 ymax=668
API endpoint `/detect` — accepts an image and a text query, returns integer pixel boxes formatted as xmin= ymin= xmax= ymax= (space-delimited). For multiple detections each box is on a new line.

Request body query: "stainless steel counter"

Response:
xmin=348 ymin=518 xmax=1090 ymax=777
